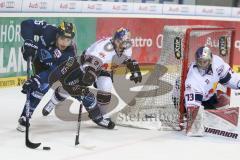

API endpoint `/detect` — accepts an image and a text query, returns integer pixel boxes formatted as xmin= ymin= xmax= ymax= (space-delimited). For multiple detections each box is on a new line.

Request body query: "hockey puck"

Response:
xmin=43 ymin=146 xmax=51 ymax=150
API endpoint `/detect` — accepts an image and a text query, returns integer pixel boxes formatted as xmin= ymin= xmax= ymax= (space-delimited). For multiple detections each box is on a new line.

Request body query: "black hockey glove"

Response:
xmin=21 ymin=75 xmax=41 ymax=94
xmin=130 ymin=71 xmax=142 ymax=84
xmin=82 ymin=66 xmax=97 ymax=86
xmin=21 ymin=39 xmax=38 ymax=61
xmin=124 ymin=59 xmax=142 ymax=84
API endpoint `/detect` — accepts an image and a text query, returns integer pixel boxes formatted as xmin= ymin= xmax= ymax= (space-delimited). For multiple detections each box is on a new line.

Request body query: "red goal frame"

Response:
xmin=179 ymin=27 xmax=236 ymax=123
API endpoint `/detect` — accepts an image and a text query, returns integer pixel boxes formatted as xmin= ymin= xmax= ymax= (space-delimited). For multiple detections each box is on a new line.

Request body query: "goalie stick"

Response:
xmin=25 ymin=57 xmax=41 ymax=149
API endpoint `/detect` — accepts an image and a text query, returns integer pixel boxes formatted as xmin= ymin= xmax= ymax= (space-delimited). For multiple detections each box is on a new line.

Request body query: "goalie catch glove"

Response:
xmin=125 ymin=59 xmax=142 ymax=84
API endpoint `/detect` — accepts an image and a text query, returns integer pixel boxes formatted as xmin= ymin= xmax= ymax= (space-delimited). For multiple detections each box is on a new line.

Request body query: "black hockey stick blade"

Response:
xmin=25 ymin=117 xmax=41 ymax=149
xmin=75 ymin=135 xmax=79 ymax=146
xmin=26 ymin=138 xmax=41 ymax=149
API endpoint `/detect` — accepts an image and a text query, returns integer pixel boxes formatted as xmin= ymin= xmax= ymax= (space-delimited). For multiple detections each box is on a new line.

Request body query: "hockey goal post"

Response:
xmin=115 ymin=26 xmax=235 ymax=131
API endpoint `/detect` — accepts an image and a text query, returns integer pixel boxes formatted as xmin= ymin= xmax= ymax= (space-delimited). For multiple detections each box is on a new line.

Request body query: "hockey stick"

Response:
xmin=75 ymin=103 xmax=83 ymax=146
xmin=25 ymin=56 xmax=41 ymax=149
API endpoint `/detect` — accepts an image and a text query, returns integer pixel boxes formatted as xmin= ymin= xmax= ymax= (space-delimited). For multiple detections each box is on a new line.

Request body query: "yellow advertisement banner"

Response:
xmin=0 ymin=65 xmax=239 ymax=89
xmin=0 ymin=76 xmax=27 ymax=88
xmin=233 ymin=65 xmax=240 ymax=73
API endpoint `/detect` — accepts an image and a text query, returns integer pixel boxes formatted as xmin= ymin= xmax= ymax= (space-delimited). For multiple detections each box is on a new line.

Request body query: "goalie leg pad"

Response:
xmin=97 ymin=90 xmax=111 ymax=105
xmin=186 ymin=106 xmax=204 ymax=137
xmin=215 ymin=92 xmax=230 ymax=109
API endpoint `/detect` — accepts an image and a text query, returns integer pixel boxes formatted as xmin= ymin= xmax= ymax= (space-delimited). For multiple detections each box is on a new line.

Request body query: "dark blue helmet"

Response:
xmin=195 ymin=46 xmax=212 ymax=70
xmin=112 ymin=27 xmax=132 ymax=54
xmin=113 ymin=27 xmax=130 ymax=41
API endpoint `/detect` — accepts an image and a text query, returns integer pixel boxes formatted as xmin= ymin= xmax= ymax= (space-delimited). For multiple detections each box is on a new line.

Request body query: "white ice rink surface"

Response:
xmin=0 ymin=87 xmax=240 ymax=160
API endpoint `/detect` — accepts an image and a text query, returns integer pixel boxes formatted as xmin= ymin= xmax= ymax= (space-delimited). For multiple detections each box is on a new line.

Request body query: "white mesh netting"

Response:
xmin=115 ymin=25 xmax=234 ymax=131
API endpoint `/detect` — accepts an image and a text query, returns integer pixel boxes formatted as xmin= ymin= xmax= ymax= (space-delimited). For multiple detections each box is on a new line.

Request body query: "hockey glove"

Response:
xmin=82 ymin=66 xmax=97 ymax=86
xmin=21 ymin=75 xmax=41 ymax=94
xmin=130 ymin=71 xmax=142 ymax=84
xmin=124 ymin=59 xmax=142 ymax=84
xmin=21 ymin=39 xmax=38 ymax=61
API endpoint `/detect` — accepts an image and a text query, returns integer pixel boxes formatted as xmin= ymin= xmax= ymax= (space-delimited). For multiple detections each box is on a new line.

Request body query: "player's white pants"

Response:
xmin=96 ymin=76 xmax=113 ymax=92
xmin=95 ymin=76 xmax=113 ymax=114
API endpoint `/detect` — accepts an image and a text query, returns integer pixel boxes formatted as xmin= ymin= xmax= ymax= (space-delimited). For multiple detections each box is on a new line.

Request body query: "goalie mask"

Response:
xmin=112 ymin=27 xmax=132 ymax=56
xmin=195 ymin=46 xmax=212 ymax=71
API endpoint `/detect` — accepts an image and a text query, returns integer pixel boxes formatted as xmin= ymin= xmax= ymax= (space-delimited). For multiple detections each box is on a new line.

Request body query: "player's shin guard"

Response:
xmin=97 ymin=90 xmax=111 ymax=114
xmin=42 ymin=86 xmax=68 ymax=116
xmin=186 ymin=106 xmax=204 ymax=137
xmin=82 ymin=93 xmax=115 ymax=129
xmin=17 ymin=91 xmax=42 ymax=132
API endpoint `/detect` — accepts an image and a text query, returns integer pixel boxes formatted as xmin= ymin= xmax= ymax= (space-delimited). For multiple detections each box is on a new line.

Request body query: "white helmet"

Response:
xmin=195 ymin=46 xmax=212 ymax=70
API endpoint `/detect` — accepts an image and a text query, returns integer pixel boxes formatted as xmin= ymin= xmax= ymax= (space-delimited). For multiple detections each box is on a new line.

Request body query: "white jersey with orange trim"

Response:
xmin=184 ymin=55 xmax=231 ymax=108
xmin=85 ymin=37 xmax=132 ymax=72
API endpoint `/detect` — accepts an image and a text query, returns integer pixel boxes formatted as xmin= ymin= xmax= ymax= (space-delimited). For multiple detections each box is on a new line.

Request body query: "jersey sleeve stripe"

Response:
xmin=195 ymin=93 xmax=203 ymax=102
xmin=219 ymin=72 xmax=231 ymax=84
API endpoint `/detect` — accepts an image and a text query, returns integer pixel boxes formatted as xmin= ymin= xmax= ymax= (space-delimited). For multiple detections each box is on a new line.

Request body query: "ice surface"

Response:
xmin=0 ymin=87 xmax=239 ymax=160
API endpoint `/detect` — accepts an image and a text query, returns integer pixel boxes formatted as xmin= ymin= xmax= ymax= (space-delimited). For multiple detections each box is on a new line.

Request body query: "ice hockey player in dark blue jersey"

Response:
xmin=45 ymin=56 xmax=115 ymax=130
xmin=17 ymin=19 xmax=77 ymax=132
xmin=17 ymin=19 xmax=115 ymax=132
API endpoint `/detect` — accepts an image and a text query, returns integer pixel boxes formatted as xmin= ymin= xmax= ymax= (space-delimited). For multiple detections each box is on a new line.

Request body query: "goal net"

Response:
xmin=115 ymin=25 xmax=235 ymax=131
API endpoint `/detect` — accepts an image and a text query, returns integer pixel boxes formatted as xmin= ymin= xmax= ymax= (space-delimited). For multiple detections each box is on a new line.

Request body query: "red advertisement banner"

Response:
xmin=96 ymin=18 xmax=240 ymax=65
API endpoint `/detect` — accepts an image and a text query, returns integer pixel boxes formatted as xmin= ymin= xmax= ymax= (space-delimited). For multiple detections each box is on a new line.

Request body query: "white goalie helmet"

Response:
xmin=195 ymin=46 xmax=213 ymax=70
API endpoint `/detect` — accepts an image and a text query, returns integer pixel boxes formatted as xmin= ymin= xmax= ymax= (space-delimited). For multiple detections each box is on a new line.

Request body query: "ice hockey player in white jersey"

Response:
xmin=184 ymin=46 xmax=240 ymax=136
xmin=42 ymin=27 xmax=142 ymax=119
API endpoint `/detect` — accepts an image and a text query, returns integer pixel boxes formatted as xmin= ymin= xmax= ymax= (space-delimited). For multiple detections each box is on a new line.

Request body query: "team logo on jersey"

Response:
xmin=207 ymin=82 xmax=218 ymax=95
xmin=219 ymin=36 xmax=228 ymax=56
xmin=54 ymin=49 xmax=62 ymax=58
xmin=174 ymin=37 xmax=182 ymax=59
xmin=40 ymin=49 xmax=52 ymax=60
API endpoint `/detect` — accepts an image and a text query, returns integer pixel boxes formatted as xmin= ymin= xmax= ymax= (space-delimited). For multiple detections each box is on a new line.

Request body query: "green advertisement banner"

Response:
xmin=0 ymin=17 xmax=96 ymax=78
